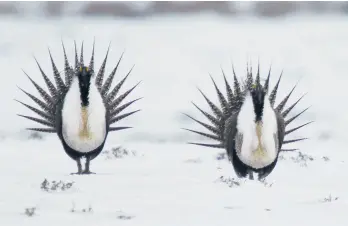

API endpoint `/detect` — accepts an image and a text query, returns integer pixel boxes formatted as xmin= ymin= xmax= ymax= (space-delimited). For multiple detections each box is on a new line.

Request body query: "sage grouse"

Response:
xmin=184 ymin=63 xmax=312 ymax=180
xmin=16 ymin=41 xmax=141 ymax=174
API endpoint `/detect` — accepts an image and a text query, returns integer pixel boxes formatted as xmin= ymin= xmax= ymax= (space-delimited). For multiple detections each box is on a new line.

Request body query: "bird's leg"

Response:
xmin=248 ymin=170 xmax=254 ymax=180
xmin=82 ymin=157 xmax=95 ymax=174
xmin=70 ymin=158 xmax=83 ymax=175
xmin=77 ymin=159 xmax=82 ymax=173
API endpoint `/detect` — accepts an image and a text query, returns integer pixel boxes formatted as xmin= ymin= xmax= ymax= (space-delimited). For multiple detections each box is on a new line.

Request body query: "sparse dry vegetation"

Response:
xmin=24 ymin=207 xmax=36 ymax=217
xmin=116 ymin=211 xmax=135 ymax=220
xmin=28 ymin=131 xmax=43 ymax=140
xmin=218 ymin=176 xmax=242 ymax=187
xmin=70 ymin=202 xmax=93 ymax=213
xmin=184 ymin=158 xmax=202 ymax=163
xmin=216 ymin=152 xmax=226 ymax=161
xmin=102 ymin=146 xmax=137 ymax=159
xmin=41 ymin=179 xmax=74 ymax=192
xmin=217 ymin=175 xmax=273 ymax=188
xmin=320 ymin=194 xmax=339 ymax=203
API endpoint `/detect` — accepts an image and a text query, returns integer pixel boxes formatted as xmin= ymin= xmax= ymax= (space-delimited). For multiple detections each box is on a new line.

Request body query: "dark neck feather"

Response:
xmin=77 ymin=67 xmax=91 ymax=107
xmin=251 ymin=87 xmax=265 ymax=122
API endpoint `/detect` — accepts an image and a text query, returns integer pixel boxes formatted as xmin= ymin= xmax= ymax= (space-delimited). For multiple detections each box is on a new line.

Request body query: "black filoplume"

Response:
xmin=250 ymin=85 xmax=266 ymax=122
xmin=77 ymin=67 xmax=92 ymax=107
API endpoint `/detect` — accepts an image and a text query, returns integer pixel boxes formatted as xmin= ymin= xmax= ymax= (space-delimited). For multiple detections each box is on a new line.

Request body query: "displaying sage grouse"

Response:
xmin=16 ymin=41 xmax=141 ymax=174
xmin=184 ymin=64 xmax=312 ymax=180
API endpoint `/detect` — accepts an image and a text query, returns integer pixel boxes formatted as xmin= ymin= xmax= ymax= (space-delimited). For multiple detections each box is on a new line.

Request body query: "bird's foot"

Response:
xmin=70 ymin=172 xmax=83 ymax=175
xmin=70 ymin=171 xmax=95 ymax=175
xmin=82 ymin=170 xmax=96 ymax=175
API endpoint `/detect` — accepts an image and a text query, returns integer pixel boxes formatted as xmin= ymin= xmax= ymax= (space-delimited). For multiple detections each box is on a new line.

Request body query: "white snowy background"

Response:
xmin=0 ymin=5 xmax=347 ymax=226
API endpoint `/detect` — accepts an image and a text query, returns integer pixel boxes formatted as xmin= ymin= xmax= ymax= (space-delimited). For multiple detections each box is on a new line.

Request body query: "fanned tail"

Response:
xmin=83 ymin=43 xmax=141 ymax=132
xmin=184 ymin=62 xmax=311 ymax=152
xmin=17 ymin=40 xmax=141 ymax=134
xmin=17 ymin=44 xmax=72 ymax=133
xmin=272 ymin=74 xmax=311 ymax=152
xmin=183 ymin=66 xmax=245 ymax=148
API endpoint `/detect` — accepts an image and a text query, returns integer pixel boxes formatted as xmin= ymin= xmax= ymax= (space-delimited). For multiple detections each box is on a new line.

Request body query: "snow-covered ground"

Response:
xmin=0 ymin=14 xmax=348 ymax=225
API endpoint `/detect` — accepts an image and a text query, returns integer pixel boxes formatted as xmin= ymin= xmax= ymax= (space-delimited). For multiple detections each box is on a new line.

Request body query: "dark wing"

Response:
xmin=275 ymin=111 xmax=285 ymax=151
xmin=223 ymin=113 xmax=239 ymax=160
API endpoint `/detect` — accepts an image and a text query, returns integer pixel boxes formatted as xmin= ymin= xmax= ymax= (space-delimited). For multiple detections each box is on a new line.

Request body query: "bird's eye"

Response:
xmin=79 ymin=67 xmax=82 ymax=72
xmin=86 ymin=67 xmax=89 ymax=72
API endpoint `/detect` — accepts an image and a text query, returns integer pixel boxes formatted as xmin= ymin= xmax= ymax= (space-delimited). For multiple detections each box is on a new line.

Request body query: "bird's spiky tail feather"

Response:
xmin=16 ymin=40 xmax=141 ymax=133
xmin=184 ymin=62 xmax=312 ymax=152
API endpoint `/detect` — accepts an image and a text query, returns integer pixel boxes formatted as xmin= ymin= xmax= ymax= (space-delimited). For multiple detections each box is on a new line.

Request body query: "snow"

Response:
xmin=0 ymin=14 xmax=348 ymax=225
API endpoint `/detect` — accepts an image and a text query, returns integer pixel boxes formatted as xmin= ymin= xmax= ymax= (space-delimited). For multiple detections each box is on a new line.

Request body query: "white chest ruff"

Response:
xmin=236 ymin=93 xmax=278 ymax=169
xmin=61 ymin=79 xmax=107 ymax=153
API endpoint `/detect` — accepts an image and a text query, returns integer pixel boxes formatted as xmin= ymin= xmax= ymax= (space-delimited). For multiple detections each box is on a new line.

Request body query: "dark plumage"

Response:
xmin=77 ymin=66 xmax=92 ymax=107
xmin=16 ymin=41 xmax=141 ymax=174
xmin=184 ymin=63 xmax=312 ymax=180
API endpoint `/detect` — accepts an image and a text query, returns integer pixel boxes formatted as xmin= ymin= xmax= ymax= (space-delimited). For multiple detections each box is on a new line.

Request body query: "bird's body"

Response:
xmin=235 ymin=92 xmax=279 ymax=169
xmin=56 ymin=68 xmax=109 ymax=172
xmin=60 ymin=72 xmax=107 ymax=155
xmin=184 ymin=63 xmax=311 ymax=180
xmin=17 ymin=41 xmax=141 ymax=174
xmin=224 ymin=99 xmax=284 ymax=179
